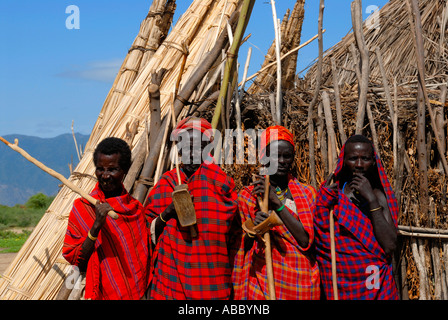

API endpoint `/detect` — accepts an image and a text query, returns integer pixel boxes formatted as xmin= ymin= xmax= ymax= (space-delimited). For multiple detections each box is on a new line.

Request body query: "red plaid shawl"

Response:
xmin=232 ymin=175 xmax=320 ymax=300
xmin=63 ymin=183 xmax=149 ymax=300
xmin=313 ymin=143 xmax=399 ymax=300
xmin=145 ymin=162 xmax=239 ymax=300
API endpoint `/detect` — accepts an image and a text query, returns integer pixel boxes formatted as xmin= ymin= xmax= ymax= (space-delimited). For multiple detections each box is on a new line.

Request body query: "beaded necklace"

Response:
xmin=275 ymin=186 xmax=288 ymax=203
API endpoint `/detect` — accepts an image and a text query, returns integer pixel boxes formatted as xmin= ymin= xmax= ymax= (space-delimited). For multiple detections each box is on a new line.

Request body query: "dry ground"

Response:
xmin=0 ymin=251 xmax=17 ymax=275
xmin=0 ymin=227 xmax=32 ymax=275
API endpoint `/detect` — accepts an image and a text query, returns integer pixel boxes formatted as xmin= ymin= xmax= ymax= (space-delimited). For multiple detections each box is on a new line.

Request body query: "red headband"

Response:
xmin=172 ymin=117 xmax=213 ymax=140
xmin=260 ymin=126 xmax=294 ymax=159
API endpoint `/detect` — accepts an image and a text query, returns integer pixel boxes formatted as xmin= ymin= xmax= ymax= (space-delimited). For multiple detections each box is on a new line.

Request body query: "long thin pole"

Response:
xmin=270 ymin=0 xmax=282 ymax=125
xmin=262 ymin=175 xmax=276 ymax=300
xmin=329 ymin=209 xmax=338 ymax=300
xmin=211 ymin=0 xmax=255 ymax=129
xmin=351 ymin=0 xmax=370 ymax=135
xmin=172 ymin=44 xmax=189 ymax=186
xmin=240 ymin=31 xmax=323 ymax=86
xmin=170 ymin=91 xmax=182 ymax=186
xmin=307 ymin=0 xmax=325 ymax=190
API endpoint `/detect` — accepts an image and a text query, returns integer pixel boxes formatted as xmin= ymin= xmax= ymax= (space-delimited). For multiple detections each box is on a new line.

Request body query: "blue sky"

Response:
xmin=0 ymin=0 xmax=388 ymax=138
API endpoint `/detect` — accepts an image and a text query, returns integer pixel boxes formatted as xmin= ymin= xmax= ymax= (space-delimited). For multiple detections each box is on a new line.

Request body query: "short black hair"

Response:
xmin=344 ymin=134 xmax=374 ymax=156
xmin=345 ymin=134 xmax=373 ymax=146
xmin=93 ymin=137 xmax=132 ymax=173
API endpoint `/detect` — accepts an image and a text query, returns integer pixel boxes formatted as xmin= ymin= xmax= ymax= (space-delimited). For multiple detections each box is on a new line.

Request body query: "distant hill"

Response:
xmin=0 ymin=133 xmax=90 ymax=206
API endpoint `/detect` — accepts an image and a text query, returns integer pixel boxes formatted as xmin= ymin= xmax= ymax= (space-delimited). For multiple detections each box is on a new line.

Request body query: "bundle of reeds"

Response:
xmin=0 ymin=0 xmax=242 ymax=300
xmin=87 ymin=0 xmax=176 ymax=150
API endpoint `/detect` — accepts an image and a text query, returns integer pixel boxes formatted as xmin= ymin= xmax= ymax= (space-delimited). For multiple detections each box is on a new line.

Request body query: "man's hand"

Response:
xmin=91 ymin=202 xmax=113 ymax=237
xmin=253 ymin=210 xmax=269 ymax=226
xmin=324 ymin=172 xmax=338 ymax=192
xmin=349 ymin=173 xmax=376 ymax=205
xmin=251 ymin=175 xmax=282 ymax=211
xmin=163 ymin=202 xmax=178 ymax=222
xmin=163 ymin=194 xmax=194 ymax=222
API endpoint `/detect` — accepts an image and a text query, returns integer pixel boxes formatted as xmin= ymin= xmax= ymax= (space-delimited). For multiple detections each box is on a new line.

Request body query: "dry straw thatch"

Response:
xmin=1 ymin=0 xmax=448 ymax=300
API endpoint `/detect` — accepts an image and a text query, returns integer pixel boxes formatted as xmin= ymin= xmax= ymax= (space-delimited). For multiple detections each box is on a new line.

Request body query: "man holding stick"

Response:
xmin=144 ymin=117 xmax=239 ymax=300
xmin=62 ymin=137 xmax=150 ymax=300
xmin=314 ymin=134 xmax=399 ymax=300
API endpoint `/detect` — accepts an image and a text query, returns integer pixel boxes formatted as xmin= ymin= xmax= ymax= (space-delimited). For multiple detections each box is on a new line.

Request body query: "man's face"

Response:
xmin=177 ymin=129 xmax=209 ymax=172
xmin=343 ymin=142 xmax=375 ymax=179
xmin=95 ymin=153 xmax=125 ymax=197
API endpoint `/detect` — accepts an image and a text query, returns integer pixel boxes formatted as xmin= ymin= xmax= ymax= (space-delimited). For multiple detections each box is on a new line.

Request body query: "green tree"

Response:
xmin=25 ymin=193 xmax=53 ymax=209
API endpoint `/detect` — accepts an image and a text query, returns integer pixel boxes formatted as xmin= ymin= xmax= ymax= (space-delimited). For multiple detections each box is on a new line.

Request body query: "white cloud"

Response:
xmin=56 ymin=58 xmax=122 ymax=83
xmin=35 ymin=119 xmax=66 ymax=135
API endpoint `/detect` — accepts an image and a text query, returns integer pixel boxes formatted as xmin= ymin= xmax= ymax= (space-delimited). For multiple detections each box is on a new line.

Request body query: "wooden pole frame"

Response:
xmin=408 ymin=0 xmax=448 ymax=176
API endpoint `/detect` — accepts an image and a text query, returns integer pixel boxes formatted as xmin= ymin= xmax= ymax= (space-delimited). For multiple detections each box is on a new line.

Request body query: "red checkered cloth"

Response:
xmin=232 ymin=175 xmax=320 ymax=300
xmin=145 ymin=162 xmax=239 ymax=300
xmin=314 ymin=142 xmax=399 ymax=300
xmin=63 ymin=183 xmax=150 ymax=300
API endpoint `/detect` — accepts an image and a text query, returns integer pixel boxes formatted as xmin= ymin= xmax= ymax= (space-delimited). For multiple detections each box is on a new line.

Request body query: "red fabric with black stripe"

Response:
xmin=313 ymin=142 xmax=399 ymax=300
xmin=232 ymin=175 xmax=320 ymax=300
xmin=62 ymin=183 xmax=149 ymax=300
xmin=145 ymin=162 xmax=239 ymax=300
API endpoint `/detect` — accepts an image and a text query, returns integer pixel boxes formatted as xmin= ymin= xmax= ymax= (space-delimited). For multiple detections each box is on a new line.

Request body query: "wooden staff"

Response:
xmin=172 ymin=41 xmax=189 ymax=185
xmin=0 ymin=136 xmax=118 ymax=219
xmin=327 ymin=156 xmax=338 ymax=300
xmin=329 ymin=208 xmax=338 ymax=300
xmin=261 ymin=175 xmax=276 ymax=300
xmin=170 ymin=81 xmax=197 ymax=238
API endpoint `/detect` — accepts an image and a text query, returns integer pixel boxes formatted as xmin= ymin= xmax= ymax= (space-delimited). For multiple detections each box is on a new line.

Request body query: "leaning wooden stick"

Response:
xmin=0 ymin=136 xmax=118 ymax=219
